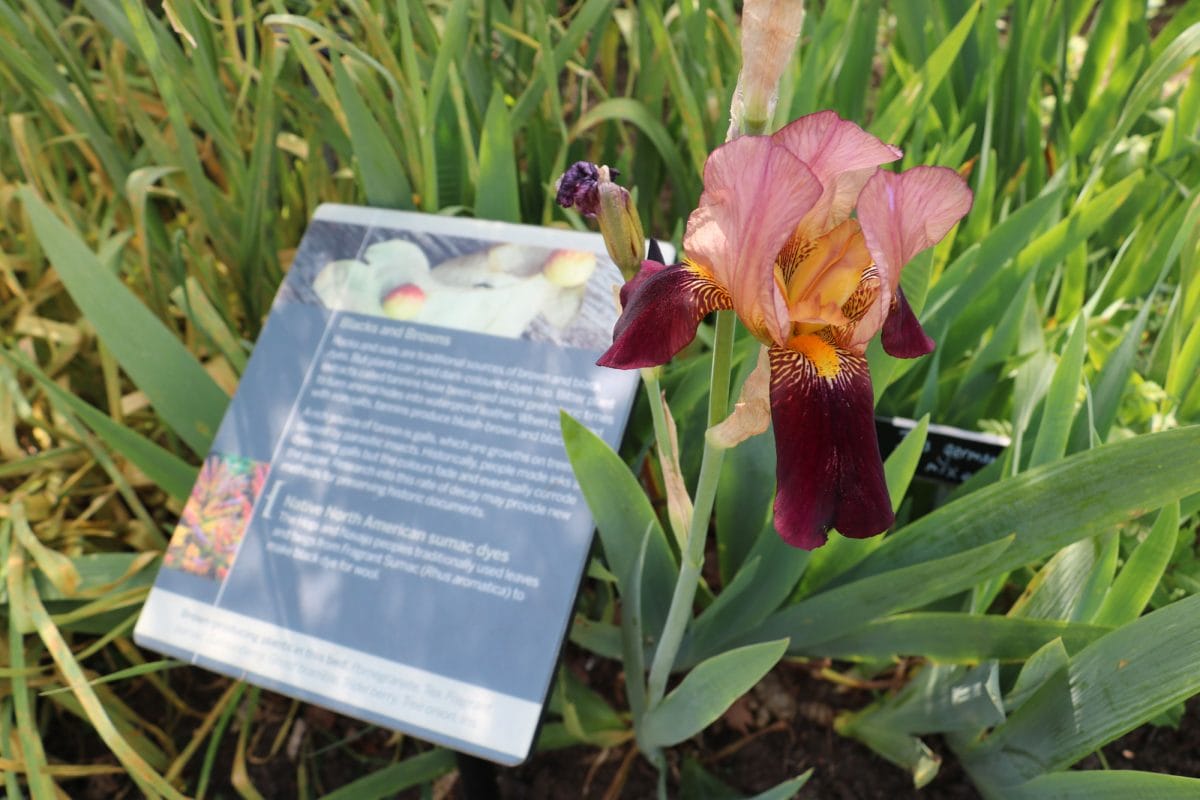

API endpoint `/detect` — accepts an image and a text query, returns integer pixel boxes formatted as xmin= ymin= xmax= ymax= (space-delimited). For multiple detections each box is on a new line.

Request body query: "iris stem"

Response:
xmin=642 ymin=310 xmax=736 ymax=714
xmin=707 ymin=311 xmax=736 ymax=425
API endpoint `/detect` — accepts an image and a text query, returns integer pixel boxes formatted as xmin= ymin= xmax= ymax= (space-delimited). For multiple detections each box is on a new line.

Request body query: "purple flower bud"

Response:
xmin=555 ymin=161 xmax=619 ymax=218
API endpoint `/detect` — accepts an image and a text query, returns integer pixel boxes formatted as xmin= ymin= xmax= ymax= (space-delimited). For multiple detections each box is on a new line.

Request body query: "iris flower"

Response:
xmin=597 ymin=111 xmax=972 ymax=549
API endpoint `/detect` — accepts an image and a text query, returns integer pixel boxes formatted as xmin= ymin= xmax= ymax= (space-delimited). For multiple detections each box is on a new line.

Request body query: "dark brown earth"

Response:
xmin=44 ymin=641 xmax=1200 ymax=800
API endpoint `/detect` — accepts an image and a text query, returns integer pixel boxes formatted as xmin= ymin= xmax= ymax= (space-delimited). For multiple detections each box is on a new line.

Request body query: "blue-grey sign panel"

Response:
xmin=135 ymin=205 xmax=656 ymax=764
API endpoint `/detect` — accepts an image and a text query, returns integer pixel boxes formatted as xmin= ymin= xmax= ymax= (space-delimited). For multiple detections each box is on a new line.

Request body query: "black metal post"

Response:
xmin=455 ymin=752 xmax=500 ymax=800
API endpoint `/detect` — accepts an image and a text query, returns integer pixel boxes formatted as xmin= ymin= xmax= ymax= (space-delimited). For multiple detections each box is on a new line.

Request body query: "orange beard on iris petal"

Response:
xmin=786 ymin=332 xmax=841 ymax=379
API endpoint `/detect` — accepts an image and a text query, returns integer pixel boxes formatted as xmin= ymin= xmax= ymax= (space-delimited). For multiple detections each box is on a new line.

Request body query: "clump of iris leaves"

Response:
xmin=2 ymin=2 xmax=1200 ymax=799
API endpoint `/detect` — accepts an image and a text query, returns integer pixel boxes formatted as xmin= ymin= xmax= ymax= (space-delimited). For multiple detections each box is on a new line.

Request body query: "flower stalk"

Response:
xmin=634 ymin=2 xmax=807 ymax=752
xmin=642 ymin=309 xmax=735 ymax=716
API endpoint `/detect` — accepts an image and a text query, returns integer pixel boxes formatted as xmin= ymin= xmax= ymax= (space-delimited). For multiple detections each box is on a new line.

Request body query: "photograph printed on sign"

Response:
xmin=277 ymin=223 xmax=619 ymax=351
xmin=163 ymin=452 xmax=270 ymax=582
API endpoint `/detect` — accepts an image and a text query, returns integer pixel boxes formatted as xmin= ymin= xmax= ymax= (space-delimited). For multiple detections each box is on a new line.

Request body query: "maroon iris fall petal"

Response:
xmin=617 ymin=242 xmax=670 ymax=309
xmin=617 ymin=259 xmax=671 ymax=309
xmin=768 ymin=344 xmax=894 ymax=549
xmin=598 ymin=263 xmax=732 ymax=370
xmin=881 ymin=287 xmax=936 ymax=358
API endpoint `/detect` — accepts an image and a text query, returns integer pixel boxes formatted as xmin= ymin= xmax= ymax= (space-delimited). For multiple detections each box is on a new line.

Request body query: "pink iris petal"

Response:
xmin=853 ymin=165 xmax=973 ymax=350
xmin=597 ymin=263 xmax=732 ymax=370
xmin=774 ymin=111 xmax=903 ymax=235
xmin=684 ymin=136 xmax=822 ymax=345
xmin=881 ymin=286 xmax=936 ymax=358
xmin=768 ymin=344 xmax=894 ymax=549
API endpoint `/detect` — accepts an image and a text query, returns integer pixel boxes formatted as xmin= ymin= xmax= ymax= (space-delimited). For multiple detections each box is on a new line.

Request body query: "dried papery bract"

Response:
xmin=708 ymin=346 xmax=772 ymax=449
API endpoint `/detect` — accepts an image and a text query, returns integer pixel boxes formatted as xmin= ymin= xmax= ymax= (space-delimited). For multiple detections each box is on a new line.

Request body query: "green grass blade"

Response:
xmin=19 ymin=189 xmax=226 ymax=455
xmin=869 ymin=1 xmax=980 ymax=143
xmin=857 ymin=662 xmax=1006 ymax=735
xmin=1010 ymin=771 xmax=1200 ymax=800
xmin=17 ymin=547 xmax=185 ymax=798
xmin=2 ymin=349 xmax=196 ymax=502
xmin=170 ymin=278 xmax=248 ymax=375
xmin=1092 ymin=503 xmax=1180 ymax=628
xmin=1078 ymin=21 xmax=1200 ymax=200
xmin=619 ymin=525 xmax=653 ymax=723
xmin=511 ymin=0 xmax=616 ymax=128
xmin=0 ymin=4 xmax=128 ymax=183
xmin=196 ymin=681 xmax=246 ymax=798
xmin=318 ymin=749 xmax=456 ymax=799
xmin=640 ymin=0 xmax=710 ymax=174
xmin=117 ymin=0 xmax=226 ymax=250
xmin=11 ymin=503 xmax=80 ymax=597
xmin=681 ymin=530 xmax=810 ymax=667
xmin=640 ymin=638 xmax=788 ymax=749
xmin=476 ymin=87 xmax=521 ymax=222
xmin=556 ymin=666 xmax=632 ymax=747
xmin=1069 ymin=0 xmax=1129 ymax=118
xmin=425 ymin=0 xmax=471 ymax=128
xmin=947 ymin=172 xmax=1139 ymax=368
xmin=1005 ymin=637 xmax=1071 ymax=714
xmin=262 ymin=11 xmax=348 ymax=132
xmin=237 ymin=32 xmax=285 ymax=308
xmin=561 ymin=412 xmax=678 ymax=644
xmin=835 ymin=711 xmax=940 ymax=788
xmin=752 ymin=537 xmax=1014 ymax=652
xmin=1067 ymin=293 xmax=1156 ymax=452
xmin=331 ymin=57 xmax=414 ymax=209
xmin=0 ymin=696 xmax=28 ymax=798
xmin=4 ymin=525 xmax=57 ymax=798
xmin=38 ymin=661 xmax=182 ymax=697
xmin=747 ymin=771 xmax=813 ymax=800
xmin=923 ymin=185 xmax=1065 ymax=334
xmin=967 ymin=592 xmax=1200 ymax=784
xmin=715 ymin=356 xmax=774 ymax=579
xmin=813 ymin=613 xmax=1106 ymax=663
xmin=838 ymin=426 xmax=1200 ymax=585
xmin=1027 ymin=314 xmax=1087 ymax=468
xmin=1008 ymin=534 xmax=1118 ymax=623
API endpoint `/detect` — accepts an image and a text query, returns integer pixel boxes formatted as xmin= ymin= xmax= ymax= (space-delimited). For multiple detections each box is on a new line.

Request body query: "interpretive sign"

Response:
xmin=134 ymin=205 xmax=656 ymax=765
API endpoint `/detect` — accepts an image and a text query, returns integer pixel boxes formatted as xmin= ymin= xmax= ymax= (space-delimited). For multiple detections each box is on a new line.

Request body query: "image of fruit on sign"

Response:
xmin=313 ymin=239 xmax=603 ymax=342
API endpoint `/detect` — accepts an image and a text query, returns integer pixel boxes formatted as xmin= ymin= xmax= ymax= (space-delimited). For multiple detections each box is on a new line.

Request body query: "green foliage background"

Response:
xmin=1 ymin=0 xmax=1199 ymax=797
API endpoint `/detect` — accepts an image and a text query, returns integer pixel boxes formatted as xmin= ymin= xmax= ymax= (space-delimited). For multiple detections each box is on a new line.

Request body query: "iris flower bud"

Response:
xmin=596 ymin=180 xmax=646 ymax=280
xmin=556 ymin=162 xmax=647 ymax=280
xmin=729 ymin=0 xmax=806 ymax=136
